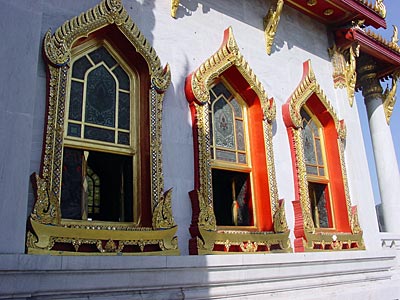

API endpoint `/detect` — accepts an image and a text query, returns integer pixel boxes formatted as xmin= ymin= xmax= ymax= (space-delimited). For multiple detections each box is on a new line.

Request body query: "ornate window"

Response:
xmin=282 ymin=60 xmax=364 ymax=252
xmin=26 ymin=0 xmax=178 ymax=255
xmin=185 ymin=27 xmax=291 ymax=254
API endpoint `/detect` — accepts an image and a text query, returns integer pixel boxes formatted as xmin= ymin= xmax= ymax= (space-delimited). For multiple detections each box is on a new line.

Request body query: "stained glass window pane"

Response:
xmin=213 ymin=98 xmax=235 ymax=149
xmin=118 ymin=132 xmax=130 ymax=145
xmin=69 ymin=81 xmax=83 ymax=121
xmin=84 ymin=126 xmax=115 ymax=143
xmin=302 ymin=125 xmax=316 ymax=165
xmin=61 ymin=148 xmax=83 ymax=220
xmin=238 ymin=153 xmax=247 ymax=164
xmin=209 ymin=111 xmax=213 ymax=147
xmin=315 ymin=138 xmax=323 ymax=165
xmin=72 ymin=56 xmax=92 ymax=79
xmin=236 ymin=119 xmax=245 ymax=151
xmin=85 ymin=65 xmax=116 ymax=127
xmin=118 ymin=92 xmax=130 ymax=130
xmin=113 ymin=66 xmax=130 ymax=91
xmin=212 ymin=82 xmax=232 ymax=99
xmin=210 ymin=90 xmax=216 ymax=102
xmin=319 ymin=167 xmax=325 ymax=176
xmin=306 ymin=165 xmax=318 ymax=175
xmin=309 ymin=120 xmax=319 ymax=136
xmin=301 ymin=108 xmax=310 ymax=121
xmin=230 ymin=98 xmax=242 ymax=118
xmin=215 ymin=149 xmax=236 ymax=162
xmin=88 ymin=46 xmax=117 ymax=68
xmin=67 ymin=123 xmax=81 ymax=137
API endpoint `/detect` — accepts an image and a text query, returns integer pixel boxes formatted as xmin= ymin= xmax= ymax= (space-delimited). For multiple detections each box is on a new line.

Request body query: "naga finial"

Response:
xmin=374 ymin=0 xmax=386 ymax=18
xmin=392 ymin=25 xmax=399 ymax=44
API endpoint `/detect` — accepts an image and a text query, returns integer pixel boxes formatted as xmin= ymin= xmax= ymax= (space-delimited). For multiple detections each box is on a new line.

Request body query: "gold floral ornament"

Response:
xmin=27 ymin=0 xmax=178 ymax=255
xmin=186 ymin=27 xmax=291 ymax=254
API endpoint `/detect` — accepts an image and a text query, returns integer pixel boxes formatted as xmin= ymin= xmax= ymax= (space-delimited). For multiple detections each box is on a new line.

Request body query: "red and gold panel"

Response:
xmin=185 ymin=27 xmax=291 ymax=254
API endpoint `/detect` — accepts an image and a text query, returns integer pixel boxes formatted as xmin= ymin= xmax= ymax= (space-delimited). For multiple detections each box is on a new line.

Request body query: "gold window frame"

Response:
xmin=283 ymin=60 xmax=364 ymax=251
xmin=26 ymin=0 xmax=179 ymax=255
xmin=186 ymin=27 xmax=291 ymax=254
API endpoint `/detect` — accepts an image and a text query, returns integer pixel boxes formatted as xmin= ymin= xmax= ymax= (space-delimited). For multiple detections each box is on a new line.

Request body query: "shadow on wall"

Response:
xmin=174 ymin=0 xmax=330 ymax=59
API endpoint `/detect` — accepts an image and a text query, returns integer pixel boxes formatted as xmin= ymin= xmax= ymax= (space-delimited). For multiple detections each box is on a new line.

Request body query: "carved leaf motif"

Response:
xmin=152 ymin=188 xmax=176 ymax=229
xmin=30 ymin=173 xmax=61 ymax=225
xmin=273 ymin=199 xmax=289 ymax=233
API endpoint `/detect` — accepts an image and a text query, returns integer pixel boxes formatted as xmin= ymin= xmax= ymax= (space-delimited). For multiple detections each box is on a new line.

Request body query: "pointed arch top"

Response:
xmin=185 ymin=27 xmax=276 ymax=122
xmin=282 ymin=60 xmax=341 ymax=131
xmin=44 ymin=0 xmax=170 ymax=92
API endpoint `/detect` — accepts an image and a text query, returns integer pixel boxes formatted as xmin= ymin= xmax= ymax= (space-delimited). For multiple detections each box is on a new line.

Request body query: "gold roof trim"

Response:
xmin=364 ymin=27 xmax=400 ymax=54
xmin=44 ymin=0 xmax=170 ymax=89
xmin=356 ymin=0 xmax=386 ymax=18
xmin=190 ymin=27 xmax=276 ymax=122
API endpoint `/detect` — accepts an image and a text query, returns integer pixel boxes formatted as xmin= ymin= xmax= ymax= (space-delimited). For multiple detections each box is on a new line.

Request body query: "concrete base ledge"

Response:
xmin=0 ymin=251 xmax=398 ymax=299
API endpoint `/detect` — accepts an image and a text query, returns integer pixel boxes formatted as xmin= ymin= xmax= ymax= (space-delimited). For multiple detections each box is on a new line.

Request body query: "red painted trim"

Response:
xmin=338 ymin=0 xmax=386 ymax=29
xmin=335 ymin=28 xmax=400 ymax=79
xmin=285 ymin=0 xmax=385 ymax=29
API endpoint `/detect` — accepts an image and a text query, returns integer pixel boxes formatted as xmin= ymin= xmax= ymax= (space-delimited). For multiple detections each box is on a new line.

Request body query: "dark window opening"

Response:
xmin=61 ymin=147 xmax=133 ymax=222
xmin=212 ymin=169 xmax=252 ymax=226
xmin=308 ymin=182 xmax=330 ymax=228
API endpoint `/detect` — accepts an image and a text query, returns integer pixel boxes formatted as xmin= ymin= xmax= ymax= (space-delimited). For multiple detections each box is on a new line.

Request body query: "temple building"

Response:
xmin=1 ymin=0 xmax=400 ymax=298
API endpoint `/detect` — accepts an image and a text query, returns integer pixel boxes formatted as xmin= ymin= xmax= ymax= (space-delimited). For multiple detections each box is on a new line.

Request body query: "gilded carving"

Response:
xmin=263 ymin=0 xmax=284 ymax=55
xmin=364 ymin=28 xmax=400 ymax=54
xmin=383 ymin=71 xmax=399 ymax=124
xmin=197 ymin=190 xmax=217 ymax=231
xmin=328 ymin=42 xmax=359 ymax=107
xmin=186 ymin=27 xmax=291 ymax=254
xmin=171 ymin=0 xmax=180 ymax=18
xmin=328 ymin=44 xmax=347 ymax=89
xmin=27 ymin=0 xmax=178 ymax=255
xmin=30 ymin=174 xmax=61 ymax=225
xmin=273 ymin=199 xmax=289 ymax=233
xmin=345 ymin=43 xmax=360 ymax=107
xmin=152 ymin=188 xmax=176 ymax=229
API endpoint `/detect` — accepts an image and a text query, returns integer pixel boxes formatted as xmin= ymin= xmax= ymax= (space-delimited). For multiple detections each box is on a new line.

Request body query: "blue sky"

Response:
xmin=356 ymin=0 xmax=400 ymax=204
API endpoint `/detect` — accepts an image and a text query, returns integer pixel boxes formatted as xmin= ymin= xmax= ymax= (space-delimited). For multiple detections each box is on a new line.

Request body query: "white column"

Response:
xmin=359 ymin=58 xmax=400 ymax=233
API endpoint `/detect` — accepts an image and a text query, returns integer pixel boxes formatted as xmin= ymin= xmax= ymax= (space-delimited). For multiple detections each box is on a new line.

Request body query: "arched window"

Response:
xmin=26 ymin=0 xmax=178 ymax=255
xmin=185 ymin=27 xmax=291 ymax=254
xmin=282 ymin=60 xmax=364 ymax=252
